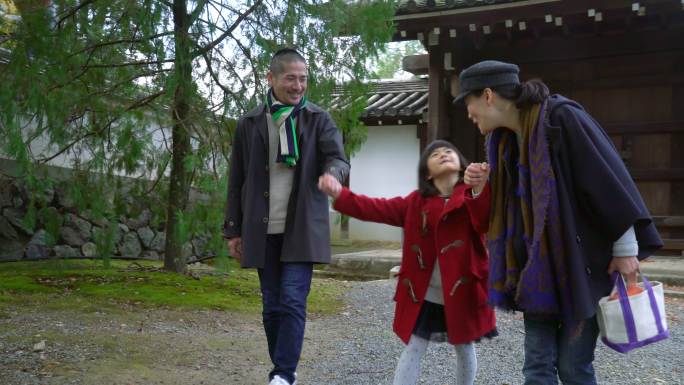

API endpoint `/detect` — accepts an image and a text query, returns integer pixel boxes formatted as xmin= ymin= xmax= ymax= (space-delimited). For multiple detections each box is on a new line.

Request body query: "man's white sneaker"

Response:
xmin=269 ymin=375 xmax=291 ymax=385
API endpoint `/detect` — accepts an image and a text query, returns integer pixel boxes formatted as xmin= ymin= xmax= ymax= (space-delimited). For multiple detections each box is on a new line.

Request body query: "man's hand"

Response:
xmin=464 ymin=162 xmax=490 ymax=195
xmin=227 ymin=237 xmax=242 ymax=262
xmin=318 ymin=173 xmax=342 ymax=199
xmin=607 ymin=256 xmax=639 ymax=286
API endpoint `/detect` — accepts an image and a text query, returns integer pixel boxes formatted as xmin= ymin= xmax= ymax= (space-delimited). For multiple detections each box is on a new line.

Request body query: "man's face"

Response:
xmin=267 ymin=60 xmax=308 ymax=105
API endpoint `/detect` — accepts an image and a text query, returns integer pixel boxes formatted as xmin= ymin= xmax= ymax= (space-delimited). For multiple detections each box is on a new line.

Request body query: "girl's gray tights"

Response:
xmin=392 ymin=334 xmax=476 ymax=385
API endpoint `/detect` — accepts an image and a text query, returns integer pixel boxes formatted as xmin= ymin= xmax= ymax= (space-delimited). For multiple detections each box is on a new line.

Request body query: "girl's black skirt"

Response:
xmin=412 ymin=300 xmax=499 ymax=344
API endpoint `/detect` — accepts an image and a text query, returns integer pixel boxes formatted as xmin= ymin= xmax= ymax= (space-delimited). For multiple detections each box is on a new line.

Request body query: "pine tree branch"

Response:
xmin=195 ymin=17 xmax=211 ymax=27
xmin=208 ymin=0 xmax=240 ymax=13
xmin=37 ymin=126 xmax=106 ymax=164
xmin=199 ymin=50 xmax=246 ymax=112
xmin=143 ymin=155 xmax=170 ymax=195
xmin=188 ymin=0 xmax=208 ymax=25
xmin=156 ymin=0 xmax=174 ymax=9
xmin=213 ymin=115 xmax=232 ymax=163
xmin=228 ymin=34 xmax=260 ymax=92
xmin=56 ymin=0 xmax=96 ymax=29
xmin=69 ymin=32 xmax=174 ymax=58
xmin=192 ymin=0 xmax=263 ymax=59
xmin=158 ymin=125 xmax=172 ymax=154
xmin=47 ymin=44 xmax=98 ymax=92
xmin=126 ymin=90 xmax=166 ymax=111
xmin=212 ymin=48 xmax=251 ymax=105
xmin=36 ymin=90 xmax=166 ymax=164
xmin=205 ymin=0 xmax=239 ymax=31
xmin=84 ymin=70 xmax=171 ymax=100
xmin=86 ymin=59 xmax=175 ymax=69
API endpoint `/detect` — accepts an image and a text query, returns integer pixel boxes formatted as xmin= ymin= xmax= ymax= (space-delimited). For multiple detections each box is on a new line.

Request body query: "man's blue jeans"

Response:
xmin=522 ymin=313 xmax=599 ymax=385
xmin=258 ymin=234 xmax=313 ymax=384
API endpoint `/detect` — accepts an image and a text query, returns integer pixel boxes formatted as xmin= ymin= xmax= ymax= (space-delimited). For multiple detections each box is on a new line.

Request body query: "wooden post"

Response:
xmin=445 ymin=41 xmax=483 ymax=163
xmin=671 ymin=83 xmax=684 ymax=236
xmin=426 ymin=42 xmax=449 ymax=145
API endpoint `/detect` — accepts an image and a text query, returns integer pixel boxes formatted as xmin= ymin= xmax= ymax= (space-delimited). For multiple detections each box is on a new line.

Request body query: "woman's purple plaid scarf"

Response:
xmin=486 ymin=100 xmax=573 ymax=317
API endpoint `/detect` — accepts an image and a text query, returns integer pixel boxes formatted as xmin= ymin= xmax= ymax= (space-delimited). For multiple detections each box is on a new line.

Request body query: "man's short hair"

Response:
xmin=270 ymin=48 xmax=307 ymax=75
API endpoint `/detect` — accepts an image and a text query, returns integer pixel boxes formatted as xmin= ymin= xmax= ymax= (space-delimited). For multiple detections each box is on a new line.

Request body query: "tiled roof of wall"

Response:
xmin=331 ymin=79 xmax=428 ymax=122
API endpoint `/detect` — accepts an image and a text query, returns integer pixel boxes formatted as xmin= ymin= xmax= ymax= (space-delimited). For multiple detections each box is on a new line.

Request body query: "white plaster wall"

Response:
xmin=0 ymin=116 xmax=170 ymax=180
xmin=346 ymin=124 xmax=419 ymax=242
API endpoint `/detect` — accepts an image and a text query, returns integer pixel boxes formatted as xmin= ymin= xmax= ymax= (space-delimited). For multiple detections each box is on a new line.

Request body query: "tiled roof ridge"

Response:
xmin=331 ymin=78 xmax=429 ymax=121
xmin=397 ymin=0 xmax=528 ymax=15
xmin=333 ymin=78 xmax=428 ymax=94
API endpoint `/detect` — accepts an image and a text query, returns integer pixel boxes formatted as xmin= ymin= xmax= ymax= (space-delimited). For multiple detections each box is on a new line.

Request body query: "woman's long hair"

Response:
xmin=471 ymin=79 xmax=549 ymax=109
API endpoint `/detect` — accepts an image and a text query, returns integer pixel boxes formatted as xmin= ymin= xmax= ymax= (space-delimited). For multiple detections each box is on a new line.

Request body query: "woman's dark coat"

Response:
xmin=542 ymin=95 xmax=662 ymax=320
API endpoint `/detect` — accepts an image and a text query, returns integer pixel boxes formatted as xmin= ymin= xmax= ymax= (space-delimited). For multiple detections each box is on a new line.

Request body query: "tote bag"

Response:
xmin=596 ymin=272 xmax=669 ymax=353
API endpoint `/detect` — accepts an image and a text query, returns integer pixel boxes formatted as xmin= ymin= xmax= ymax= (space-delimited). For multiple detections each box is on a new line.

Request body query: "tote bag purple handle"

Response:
xmin=610 ymin=271 xmax=666 ymax=349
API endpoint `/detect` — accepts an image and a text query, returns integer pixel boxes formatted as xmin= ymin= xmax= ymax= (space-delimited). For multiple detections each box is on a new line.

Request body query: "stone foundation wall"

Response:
xmin=0 ymin=172 xmax=212 ymax=263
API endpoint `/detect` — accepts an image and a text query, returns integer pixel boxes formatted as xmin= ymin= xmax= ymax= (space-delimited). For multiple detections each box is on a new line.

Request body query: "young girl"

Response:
xmin=318 ymin=140 xmax=497 ymax=385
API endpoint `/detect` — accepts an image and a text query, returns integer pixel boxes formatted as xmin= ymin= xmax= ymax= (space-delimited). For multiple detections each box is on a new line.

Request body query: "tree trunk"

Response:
xmin=164 ymin=0 xmax=193 ymax=273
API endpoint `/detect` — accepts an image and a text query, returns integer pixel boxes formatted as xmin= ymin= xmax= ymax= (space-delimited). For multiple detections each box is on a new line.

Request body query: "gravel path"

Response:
xmin=0 ymin=306 xmax=274 ymax=385
xmin=1 ymin=278 xmax=682 ymax=384
xmin=300 ymin=279 xmax=684 ymax=385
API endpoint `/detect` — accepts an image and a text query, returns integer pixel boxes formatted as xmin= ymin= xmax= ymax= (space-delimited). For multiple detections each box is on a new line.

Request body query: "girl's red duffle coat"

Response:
xmin=333 ymin=182 xmax=496 ymax=345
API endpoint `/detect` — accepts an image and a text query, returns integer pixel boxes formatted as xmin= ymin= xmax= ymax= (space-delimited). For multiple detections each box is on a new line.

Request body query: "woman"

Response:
xmin=455 ymin=60 xmax=662 ymax=385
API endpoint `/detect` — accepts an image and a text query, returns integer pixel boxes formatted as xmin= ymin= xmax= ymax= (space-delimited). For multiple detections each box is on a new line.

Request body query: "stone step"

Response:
xmin=313 ymin=269 xmax=383 ymax=281
xmin=322 ymin=251 xmax=684 ymax=289
xmin=650 ymin=250 xmax=683 ymax=259
xmin=321 ymin=249 xmax=401 ymax=280
xmin=642 ymin=273 xmax=684 ymax=286
xmin=664 ymin=289 xmax=684 ymax=299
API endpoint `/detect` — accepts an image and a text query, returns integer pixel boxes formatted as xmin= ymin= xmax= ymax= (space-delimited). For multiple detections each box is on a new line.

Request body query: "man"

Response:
xmin=223 ymin=48 xmax=349 ymax=385
xmin=456 ymin=60 xmax=663 ymax=384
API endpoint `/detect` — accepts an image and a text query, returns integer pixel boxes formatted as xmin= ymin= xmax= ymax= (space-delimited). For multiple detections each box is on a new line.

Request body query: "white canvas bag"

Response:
xmin=597 ymin=272 xmax=668 ymax=353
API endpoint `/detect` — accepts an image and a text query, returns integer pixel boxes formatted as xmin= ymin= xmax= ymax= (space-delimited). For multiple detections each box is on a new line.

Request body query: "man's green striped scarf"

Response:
xmin=266 ymin=88 xmax=307 ymax=167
